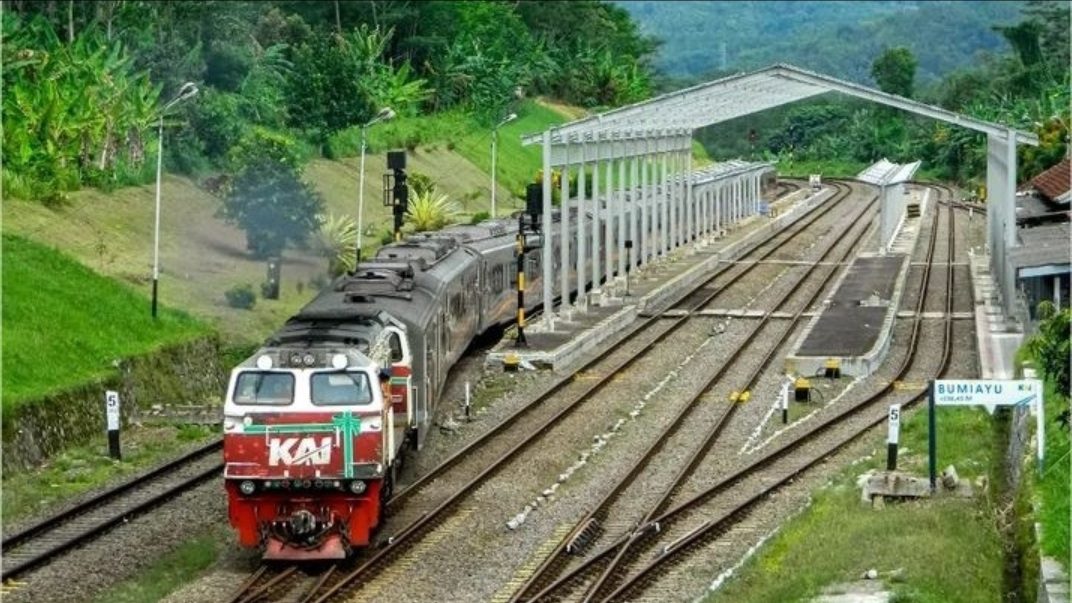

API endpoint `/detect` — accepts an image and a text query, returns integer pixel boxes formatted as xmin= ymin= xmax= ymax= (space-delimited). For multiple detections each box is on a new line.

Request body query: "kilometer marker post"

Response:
xmin=886 ymin=403 xmax=901 ymax=470
xmin=105 ymin=390 xmax=121 ymax=460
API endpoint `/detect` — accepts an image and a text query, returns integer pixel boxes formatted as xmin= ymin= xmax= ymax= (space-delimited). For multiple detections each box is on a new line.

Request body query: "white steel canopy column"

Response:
xmin=592 ymin=138 xmax=601 ymax=290
xmin=621 ymin=142 xmax=626 ymax=276
xmin=559 ymin=150 xmax=570 ymax=315
xmin=604 ymin=142 xmax=613 ymax=278
xmin=541 ymin=131 xmax=553 ymax=327
xmin=576 ymin=141 xmax=587 ymax=308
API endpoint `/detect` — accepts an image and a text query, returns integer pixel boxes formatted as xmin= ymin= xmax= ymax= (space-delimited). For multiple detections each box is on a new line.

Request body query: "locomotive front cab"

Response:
xmin=222 ymin=349 xmax=396 ymax=560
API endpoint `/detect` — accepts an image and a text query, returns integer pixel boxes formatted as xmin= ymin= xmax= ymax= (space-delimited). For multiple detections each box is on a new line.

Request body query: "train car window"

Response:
xmin=388 ymin=332 xmax=404 ymax=362
xmin=311 ymin=372 xmax=373 ymax=406
xmin=233 ymin=371 xmax=294 ymax=405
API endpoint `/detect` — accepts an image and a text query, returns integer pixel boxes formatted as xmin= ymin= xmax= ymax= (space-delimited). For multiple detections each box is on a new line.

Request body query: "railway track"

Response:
xmin=0 ymin=440 xmax=222 ymax=581
xmin=516 ymin=186 xmax=958 ymax=602
xmin=227 ymin=182 xmax=859 ymax=603
xmin=506 ymin=187 xmax=880 ymax=602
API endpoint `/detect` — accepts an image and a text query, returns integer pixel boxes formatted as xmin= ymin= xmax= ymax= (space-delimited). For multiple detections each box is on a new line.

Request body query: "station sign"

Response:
xmin=933 ymin=379 xmax=1041 ymax=414
xmin=929 ymin=378 xmax=1046 ymax=489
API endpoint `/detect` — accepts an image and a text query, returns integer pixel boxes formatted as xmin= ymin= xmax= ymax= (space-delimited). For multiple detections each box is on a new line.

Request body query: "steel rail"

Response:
xmin=523 ymin=183 xmax=953 ymax=602
xmin=509 ymin=187 xmax=876 ymax=602
xmin=307 ymin=184 xmax=855 ymax=603
xmin=387 ymin=182 xmax=850 ymax=511
xmin=0 ymin=441 xmax=222 ymax=581
xmin=581 ymin=192 xmax=881 ymax=602
xmin=601 ymin=188 xmax=958 ymax=602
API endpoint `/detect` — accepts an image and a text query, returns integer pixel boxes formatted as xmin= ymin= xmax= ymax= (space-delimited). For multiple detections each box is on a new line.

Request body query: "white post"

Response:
xmin=626 ymin=150 xmax=635 ymax=272
xmin=604 ymin=144 xmax=613 ymax=281
xmin=656 ymin=150 xmax=664 ymax=255
xmin=621 ymin=141 xmax=626 ymax=276
xmin=151 ymin=116 xmax=164 ymax=319
xmin=560 ymin=151 xmax=571 ymax=314
xmin=686 ymin=147 xmax=693 ymax=242
xmin=641 ymin=143 xmax=650 ymax=265
xmin=576 ymin=140 xmax=587 ymax=308
xmin=357 ymin=125 xmax=369 ymax=259
xmin=490 ymin=128 xmax=498 ymax=219
xmin=592 ymin=139 xmax=601 ymax=290
xmin=541 ymin=131 xmax=554 ymax=328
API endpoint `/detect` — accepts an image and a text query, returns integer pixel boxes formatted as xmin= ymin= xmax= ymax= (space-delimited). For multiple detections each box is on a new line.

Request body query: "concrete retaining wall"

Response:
xmin=1 ymin=336 xmax=226 ymax=471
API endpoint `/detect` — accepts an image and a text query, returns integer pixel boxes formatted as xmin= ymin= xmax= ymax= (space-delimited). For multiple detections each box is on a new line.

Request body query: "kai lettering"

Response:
xmin=268 ymin=436 xmax=333 ymax=466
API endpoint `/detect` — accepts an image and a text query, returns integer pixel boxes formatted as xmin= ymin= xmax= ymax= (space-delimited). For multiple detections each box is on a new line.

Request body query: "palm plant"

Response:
xmin=314 ymin=213 xmax=358 ymax=275
xmin=405 ymin=187 xmax=460 ymax=232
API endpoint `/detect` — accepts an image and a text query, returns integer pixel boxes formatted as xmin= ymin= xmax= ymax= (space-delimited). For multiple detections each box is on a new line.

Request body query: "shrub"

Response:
xmin=224 ymin=284 xmax=256 ymax=309
xmin=470 ymin=211 xmax=491 ymax=224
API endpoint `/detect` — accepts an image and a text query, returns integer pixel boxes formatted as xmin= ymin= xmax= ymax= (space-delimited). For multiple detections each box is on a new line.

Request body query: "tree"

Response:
xmin=286 ymin=31 xmax=376 ymax=146
xmin=1028 ymin=308 xmax=1070 ymax=395
xmin=871 ymin=47 xmax=917 ymax=97
xmin=219 ymin=128 xmax=324 ymax=258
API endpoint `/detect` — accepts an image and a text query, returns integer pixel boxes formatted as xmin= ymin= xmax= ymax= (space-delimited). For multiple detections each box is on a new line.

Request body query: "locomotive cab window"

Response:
xmin=311 ymin=372 xmax=373 ymax=406
xmin=233 ymin=372 xmax=294 ymax=405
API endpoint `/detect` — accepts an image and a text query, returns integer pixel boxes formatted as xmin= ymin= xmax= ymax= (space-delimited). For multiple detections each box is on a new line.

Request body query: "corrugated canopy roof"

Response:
xmin=857 ymin=159 xmax=921 ymax=186
xmin=523 ymin=64 xmax=1039 ymax=146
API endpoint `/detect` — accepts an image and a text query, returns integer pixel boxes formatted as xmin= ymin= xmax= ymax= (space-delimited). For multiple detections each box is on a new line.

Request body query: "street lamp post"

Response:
xmin=356 ymin=107 xmax=396 ymax=263
xmin=490 ymin=112 xmax=518 ymax=219
xmin=151 ymin=82 xmax=199 ymax=318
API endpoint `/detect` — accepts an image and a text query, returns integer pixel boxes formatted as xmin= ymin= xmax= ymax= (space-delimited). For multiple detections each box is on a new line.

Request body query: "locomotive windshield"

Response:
xmin=311 ymin=372 xmax=374 ymax=406
xmin=233 ymin=372 xmax=294 ymax=405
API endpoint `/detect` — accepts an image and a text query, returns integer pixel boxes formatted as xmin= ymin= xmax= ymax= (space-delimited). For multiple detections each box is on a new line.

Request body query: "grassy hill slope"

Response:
xmin=1 ymin=235 xmax=207 ymax=411
xmin=4 ymin=98 xmax=711 ymax=349
xmin=2 ymin=101 xmax=576 ymax=346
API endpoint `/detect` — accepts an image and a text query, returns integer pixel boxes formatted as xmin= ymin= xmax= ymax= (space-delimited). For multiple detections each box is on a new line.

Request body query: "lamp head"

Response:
xmin=497 ymin=113 xmax=518 ymax=128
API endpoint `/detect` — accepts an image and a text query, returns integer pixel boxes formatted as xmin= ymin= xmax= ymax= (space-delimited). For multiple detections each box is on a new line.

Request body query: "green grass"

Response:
xmin=1 ymin=234 xmax=208 ymax=412
xmin=775 ymin=157 xmax=871 ymax=180
xmin=1 ymin=423 xmax=218 ymax=522
xmin=1035 ymin=377 xmax=1070 ymax=567
xmin=706 ymin=403 xmax=1005 ymax=603
xmin=91 ymin=526 xmax=228 ymax=603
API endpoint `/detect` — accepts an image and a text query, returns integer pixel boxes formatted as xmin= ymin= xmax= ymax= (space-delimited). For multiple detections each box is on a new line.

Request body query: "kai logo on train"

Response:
xmin=268 ymin=436 xmax=333 ymax=466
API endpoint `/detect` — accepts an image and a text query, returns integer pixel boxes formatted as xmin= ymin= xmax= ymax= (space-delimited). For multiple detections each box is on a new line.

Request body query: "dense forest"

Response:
xmin=2 ymin=0 xmax=656 ymax=205
xmin=618 ymin=1 xmax=1025 ymax=83
xmin=3 ymin=0 xmax=1068 ymax=214
xmin=672 ymin=1 xmax=1071 ymax=187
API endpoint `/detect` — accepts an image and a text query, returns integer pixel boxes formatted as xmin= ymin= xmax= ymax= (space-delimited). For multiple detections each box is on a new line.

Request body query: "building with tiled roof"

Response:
xmin=1031 ymin=158 xmax=1071 ymax=204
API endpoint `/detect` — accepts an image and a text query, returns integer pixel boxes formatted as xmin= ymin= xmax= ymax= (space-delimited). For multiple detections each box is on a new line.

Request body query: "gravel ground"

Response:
xmin=26 ymin=180 xmax=977 ymax=603
xmin=4 ymin=479 xmax=234 ymax=603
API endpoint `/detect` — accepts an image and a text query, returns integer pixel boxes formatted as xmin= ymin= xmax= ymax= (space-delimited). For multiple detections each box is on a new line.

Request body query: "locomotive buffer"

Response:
xmin=516 ymin=183 xmax=543 ymax=347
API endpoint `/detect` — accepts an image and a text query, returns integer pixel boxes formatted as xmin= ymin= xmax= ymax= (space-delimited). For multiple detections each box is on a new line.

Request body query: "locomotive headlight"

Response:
xmin=349 ymin=480 xmax=367 ymax=495
xmin=289 ymin=353 xmax=302 ymax=366
xmin=303 ymin=353 xmax=316 ymax=367
xmin=239 ymin=480 xmax=256 ymax=495
xmin=331 ymin=353 xmax=349 ymax=369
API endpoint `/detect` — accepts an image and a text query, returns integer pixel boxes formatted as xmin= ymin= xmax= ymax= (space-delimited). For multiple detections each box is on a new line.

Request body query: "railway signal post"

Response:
xmin=516 ymin=183 xmax=543 ymax=347
xmin=384 ymin=151 xmax=409 ymax=242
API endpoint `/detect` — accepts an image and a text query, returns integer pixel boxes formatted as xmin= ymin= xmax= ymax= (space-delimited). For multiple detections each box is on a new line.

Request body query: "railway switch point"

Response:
xmin=503 ymin=353 xmax=521 ymax=372
xmin=823 ymin=358 xmax=841 ymax=379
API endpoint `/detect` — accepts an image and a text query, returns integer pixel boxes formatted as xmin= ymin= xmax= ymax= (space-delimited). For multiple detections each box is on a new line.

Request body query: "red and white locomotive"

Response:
xmin=223 ymin=314 xmax=413 ymax=560
xmin=222 ymin=166 xmax=782 ymax=559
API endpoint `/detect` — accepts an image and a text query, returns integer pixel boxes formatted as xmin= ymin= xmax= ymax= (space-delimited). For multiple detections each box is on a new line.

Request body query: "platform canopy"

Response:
xmin=522 ymin=63 xmax=1039 ymax=147
xmin=857 ymin=159 xmax=921 ymax=186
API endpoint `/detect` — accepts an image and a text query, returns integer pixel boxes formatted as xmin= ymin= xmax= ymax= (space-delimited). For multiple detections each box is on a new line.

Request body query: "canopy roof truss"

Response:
xmin=523 ymin=64 xmax=1039 ymax=149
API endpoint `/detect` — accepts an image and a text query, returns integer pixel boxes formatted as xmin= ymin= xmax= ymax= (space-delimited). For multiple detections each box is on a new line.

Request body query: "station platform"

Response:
xmin=784 ymin=186 xmax=930 ymax=377
xmin=486 ymin=184 xmax=836 ymax=371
